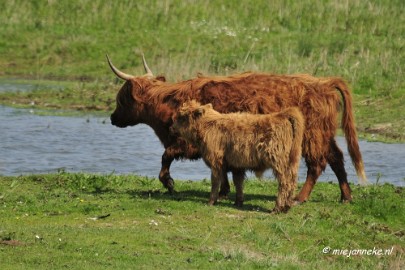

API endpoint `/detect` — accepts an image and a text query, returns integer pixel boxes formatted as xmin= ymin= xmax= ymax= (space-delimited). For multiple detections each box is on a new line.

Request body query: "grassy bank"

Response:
xmin=0 ymin=173 xmax=403 ymax=269
xmin=0 ymin=0 xmax=404 ymax=141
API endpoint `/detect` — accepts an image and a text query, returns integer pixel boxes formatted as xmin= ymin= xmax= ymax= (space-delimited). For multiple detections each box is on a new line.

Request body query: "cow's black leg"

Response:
xmin=159 ymin=143 xmax=195 ymax=193
xmin=327 ymin=138 xmax=352 ymax=202
xmin=160 ymin=144 xmax=231 ymax=196
xmin=159 ymin=151 xmax=175 ymax=194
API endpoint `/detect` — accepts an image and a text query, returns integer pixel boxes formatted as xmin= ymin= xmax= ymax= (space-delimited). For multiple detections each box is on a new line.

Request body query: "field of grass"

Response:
xmin=0 ymin=0 xmax=404 ymax=141
xmin=0 ymin=172 xmax=403 ymax=269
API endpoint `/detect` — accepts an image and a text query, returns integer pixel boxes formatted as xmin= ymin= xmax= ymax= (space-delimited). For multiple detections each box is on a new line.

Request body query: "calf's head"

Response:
xmin=171 ymin=100 xmax=213 ymax=142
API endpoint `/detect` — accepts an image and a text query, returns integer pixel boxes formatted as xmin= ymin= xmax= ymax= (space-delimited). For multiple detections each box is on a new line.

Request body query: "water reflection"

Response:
xmin=0 ymin=106 xmax=404 ymax=186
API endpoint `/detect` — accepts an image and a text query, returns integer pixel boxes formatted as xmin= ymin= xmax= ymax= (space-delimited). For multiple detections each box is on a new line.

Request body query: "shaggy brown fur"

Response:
xmin=171 ymin=100 xmax=304 ymax=213
xmin=109 ymin=58 xmax=366 ymax=203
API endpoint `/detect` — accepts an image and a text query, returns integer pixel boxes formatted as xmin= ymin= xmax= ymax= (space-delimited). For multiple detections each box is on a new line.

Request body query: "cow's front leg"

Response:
xmin=159 ymin=141 xmax=200 ymax=193
xmin=159 ymin=159 xmax=174 ymax=193
xmin=159 ymin=151 xmax=175 ymax=194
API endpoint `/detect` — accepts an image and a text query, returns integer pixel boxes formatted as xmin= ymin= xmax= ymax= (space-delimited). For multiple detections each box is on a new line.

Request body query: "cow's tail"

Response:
xmin=332 ymin=78 xmax=367 ymax=184
xmin=285 ymin=107 xmax=305 ymax=167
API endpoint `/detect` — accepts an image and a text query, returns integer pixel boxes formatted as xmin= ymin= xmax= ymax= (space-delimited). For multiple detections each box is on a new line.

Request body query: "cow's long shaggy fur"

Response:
xmin=110 ymin=69 xmax=366 ymax=203
xmin=172 ymin=100 xmax=305 ymax=213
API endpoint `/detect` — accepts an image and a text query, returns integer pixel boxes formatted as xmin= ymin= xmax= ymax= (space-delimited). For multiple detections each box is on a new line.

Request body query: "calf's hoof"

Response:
xmin=272 ymin=205 xmax=291 ymax=214
xmin=207 ymin=199 xmax=217 ymax=206
xmin=234 ymin=200 xmax=244 ymax=208
xmin=219 ymin=189 xmax=230 ymax=200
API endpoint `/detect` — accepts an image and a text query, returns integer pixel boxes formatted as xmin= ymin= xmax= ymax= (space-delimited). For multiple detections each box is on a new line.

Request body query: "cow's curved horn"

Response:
xmin=142 ymin=53 xmax=153 ymax=77
xmin=106 ymin=54 xmax=134 ymax=80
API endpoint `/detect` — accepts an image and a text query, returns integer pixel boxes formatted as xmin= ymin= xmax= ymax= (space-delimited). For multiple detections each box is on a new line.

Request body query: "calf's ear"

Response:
xmin=193 ymin=107 xmax=205 ymax=119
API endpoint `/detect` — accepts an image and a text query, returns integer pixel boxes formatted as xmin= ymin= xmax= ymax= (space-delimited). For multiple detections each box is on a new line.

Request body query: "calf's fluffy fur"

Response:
xmin=172 ymin=100 xmax=305 ymax=213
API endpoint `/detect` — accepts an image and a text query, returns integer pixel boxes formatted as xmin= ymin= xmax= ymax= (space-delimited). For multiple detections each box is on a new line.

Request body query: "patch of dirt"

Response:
xmin=0 ymin=240 xmax=26 ymax=246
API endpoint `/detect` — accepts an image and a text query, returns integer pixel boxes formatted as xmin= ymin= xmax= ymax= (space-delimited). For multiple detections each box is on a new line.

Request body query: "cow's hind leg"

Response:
xmin=327 ymin=139 xmax=352 ymax=202
xmin=295 ymin=159 xmax=327 ymax=203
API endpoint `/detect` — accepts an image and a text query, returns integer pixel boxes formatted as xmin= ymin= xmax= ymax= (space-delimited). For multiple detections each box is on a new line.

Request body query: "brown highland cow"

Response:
xmin=107 ymin=55 xmax=366 ymax=203
xmin=171 ymin=100 xmax=305 ymax=213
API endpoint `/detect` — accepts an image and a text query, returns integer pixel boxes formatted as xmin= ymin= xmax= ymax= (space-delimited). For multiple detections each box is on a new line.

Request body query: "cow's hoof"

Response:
xmin=341 ymin=197 xmax=352 ymax=204
xmin=166 ymin=178 xmax=175 ymax=194
xmin=293 ymin=199 xmax=305 ymax=206
xmin=294 ymin=194 xmax=306 ymax=201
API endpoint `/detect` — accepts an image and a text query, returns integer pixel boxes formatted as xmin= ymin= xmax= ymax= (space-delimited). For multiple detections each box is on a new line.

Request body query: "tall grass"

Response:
xmin=1 ymin=0 xmax=404 ymax=88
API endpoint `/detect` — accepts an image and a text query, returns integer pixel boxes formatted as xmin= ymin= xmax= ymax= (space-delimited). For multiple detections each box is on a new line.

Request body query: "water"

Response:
xmin=0 ymin=105 xmax=404 ymax=186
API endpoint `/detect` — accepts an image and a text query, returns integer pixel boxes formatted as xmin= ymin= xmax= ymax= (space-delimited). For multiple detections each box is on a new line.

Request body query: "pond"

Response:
xmin=0 ymin=105 xmax=404 ymax=186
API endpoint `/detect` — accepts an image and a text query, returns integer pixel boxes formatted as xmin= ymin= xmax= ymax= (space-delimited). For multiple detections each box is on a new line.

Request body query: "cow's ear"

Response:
xmin=130 ymin=78 xmax=148 ymax=103
xmin=193 ymin=107 xmax=204 ymax=119
xmin=156 ymin=75 xmax=166 ymax=82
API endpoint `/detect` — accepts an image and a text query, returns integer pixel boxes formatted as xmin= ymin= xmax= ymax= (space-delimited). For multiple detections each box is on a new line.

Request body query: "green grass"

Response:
xmin=0 ymin=0 xmax=404 ymax=141
xmin=0 ymin=173 xmax=404 ymax=269
xmin=0 ymin=78 xmax=115 ymax=114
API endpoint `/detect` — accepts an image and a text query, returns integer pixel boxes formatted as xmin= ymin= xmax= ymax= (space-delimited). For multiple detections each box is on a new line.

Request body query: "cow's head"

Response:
xmin=171 ymin=100 xmax=212 ymax=142
xmin=107 ymin=54 xmax=159 ymax=128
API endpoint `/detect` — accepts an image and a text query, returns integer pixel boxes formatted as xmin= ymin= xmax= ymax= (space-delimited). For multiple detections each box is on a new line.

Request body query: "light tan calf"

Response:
xmin=172 ymin=100 xmax=304 ymax=213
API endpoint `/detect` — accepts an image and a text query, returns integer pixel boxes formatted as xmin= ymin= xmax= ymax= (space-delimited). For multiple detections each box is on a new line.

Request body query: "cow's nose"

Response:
xmin=110 ymin=114 xmax=117 ymax=125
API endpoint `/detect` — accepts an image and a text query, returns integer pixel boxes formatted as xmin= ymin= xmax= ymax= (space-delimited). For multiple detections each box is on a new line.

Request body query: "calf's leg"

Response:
xmin=273 ymin=171 xmax=296 ymax=213
xmin=232 ymin=169 xmax=245 ymax=207
xmin=219 ymin=175 xmax=231 ymax=199
xmin=208 ymin=166 xmax=226 ymax=205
